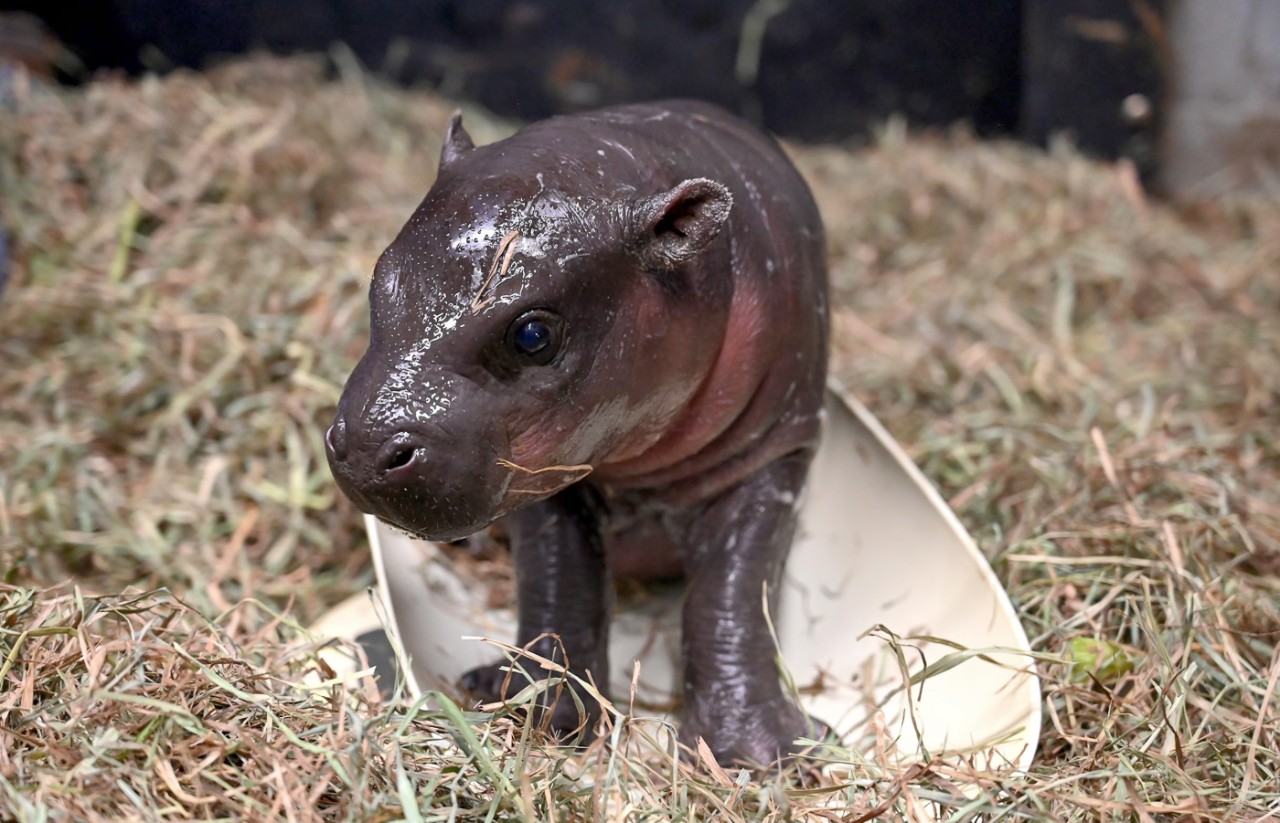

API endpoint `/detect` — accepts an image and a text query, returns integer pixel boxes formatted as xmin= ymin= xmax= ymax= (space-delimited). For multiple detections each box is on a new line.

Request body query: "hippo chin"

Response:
xmin=327 ymin=100 xmax=829 ymax=768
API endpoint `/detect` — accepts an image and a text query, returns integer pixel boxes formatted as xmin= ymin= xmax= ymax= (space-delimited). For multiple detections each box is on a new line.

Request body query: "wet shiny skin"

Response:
xmin=326 ymin=100 xmax=828 ymax=767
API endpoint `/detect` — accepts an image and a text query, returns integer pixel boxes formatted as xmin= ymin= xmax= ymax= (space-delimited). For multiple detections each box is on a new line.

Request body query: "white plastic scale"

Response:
xmin=312 ymin=383 xmax=1041 ymax=772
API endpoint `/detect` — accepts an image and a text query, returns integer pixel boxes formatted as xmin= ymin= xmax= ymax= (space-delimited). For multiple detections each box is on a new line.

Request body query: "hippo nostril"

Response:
xmin=325 ymin=421 xmax=348 ymax=460
xmin=384 ymin=447 xmax=417 ymax=471
xmin=375 ymin=432 xmax=427 ymax=476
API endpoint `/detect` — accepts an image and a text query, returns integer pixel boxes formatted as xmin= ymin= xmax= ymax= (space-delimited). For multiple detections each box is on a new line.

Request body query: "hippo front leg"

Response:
xmin=459 ymin=484 xmax=611 ymax=738
xmin=681 ymin=450 xmax=822 ymax=767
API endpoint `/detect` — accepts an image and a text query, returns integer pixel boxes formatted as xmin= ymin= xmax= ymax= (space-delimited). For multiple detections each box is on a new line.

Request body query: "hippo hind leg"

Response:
xmin=457 ymin=484 xmax=611 ymax=740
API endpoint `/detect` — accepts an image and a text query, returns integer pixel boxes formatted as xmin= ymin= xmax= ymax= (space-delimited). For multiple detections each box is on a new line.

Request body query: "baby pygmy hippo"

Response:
xmin=327 ymin=100 xmax=828 ymax=767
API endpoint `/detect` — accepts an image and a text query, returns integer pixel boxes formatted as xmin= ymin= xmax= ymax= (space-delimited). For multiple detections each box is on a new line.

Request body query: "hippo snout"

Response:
xmin=326 ymin=420 xmax=427 ymax=476
xmin=325 ymin=399 xmax=512 ymax=543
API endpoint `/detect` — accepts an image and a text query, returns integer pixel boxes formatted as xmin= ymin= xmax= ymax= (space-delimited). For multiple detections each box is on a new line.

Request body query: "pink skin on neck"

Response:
xmin=595 ymin=279 xmax=773 ymax=482
xmin=499 ymin=272 xmax=771 ymax=496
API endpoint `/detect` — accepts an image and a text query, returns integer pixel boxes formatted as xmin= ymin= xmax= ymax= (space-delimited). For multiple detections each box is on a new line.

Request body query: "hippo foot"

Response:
xmin=681 ymin=696 xmax=831 ymax=770
xmin=459 ymin=660 xmax=598 ymax=739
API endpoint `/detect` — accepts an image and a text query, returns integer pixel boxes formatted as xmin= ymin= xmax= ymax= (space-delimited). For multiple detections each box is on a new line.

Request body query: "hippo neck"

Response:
xmin=592 ymin=277 xmax=820 ymax=504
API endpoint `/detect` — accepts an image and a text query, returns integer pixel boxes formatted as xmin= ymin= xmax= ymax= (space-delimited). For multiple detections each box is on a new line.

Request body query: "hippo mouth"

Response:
xmin=353 ymin=484 xmax=500 ymax=544
xmin=352 ymin=459 xmax=593 ymax=543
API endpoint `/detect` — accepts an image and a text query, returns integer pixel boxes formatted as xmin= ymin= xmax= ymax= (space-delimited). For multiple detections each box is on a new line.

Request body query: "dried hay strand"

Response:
xmin=1 ymin=55 xmax=1278 ymax=820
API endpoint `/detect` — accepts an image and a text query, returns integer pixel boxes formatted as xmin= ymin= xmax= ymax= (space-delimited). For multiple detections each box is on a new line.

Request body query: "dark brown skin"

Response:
xmin=326 ymin=100 xmax=829 ymax=767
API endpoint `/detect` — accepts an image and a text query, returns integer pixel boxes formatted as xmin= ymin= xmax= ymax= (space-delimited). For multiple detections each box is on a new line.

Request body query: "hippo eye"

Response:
xmin=505 ymin=309 xmax=563 ymax=366
xmin=513 ymin=319 xmax=550 ymax=353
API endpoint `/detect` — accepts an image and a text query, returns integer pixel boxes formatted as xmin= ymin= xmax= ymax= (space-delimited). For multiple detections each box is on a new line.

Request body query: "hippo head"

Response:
xmin=326 ymin=114 xmax=733 ymax=541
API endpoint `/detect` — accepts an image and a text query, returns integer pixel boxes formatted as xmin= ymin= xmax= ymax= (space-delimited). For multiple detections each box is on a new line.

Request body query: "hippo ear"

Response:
xmin=438 ymin=111 xmax=475 ymax=171
xmin=628 ymin=178 xmax=733 ymax=270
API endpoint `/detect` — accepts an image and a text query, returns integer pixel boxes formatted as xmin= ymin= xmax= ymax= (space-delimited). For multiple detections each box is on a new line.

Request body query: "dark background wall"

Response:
xmin=0 ymin=0 xmax=1167 ymax=176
